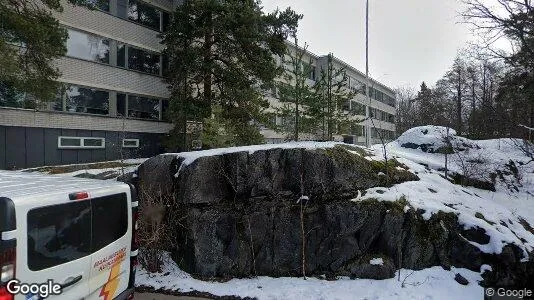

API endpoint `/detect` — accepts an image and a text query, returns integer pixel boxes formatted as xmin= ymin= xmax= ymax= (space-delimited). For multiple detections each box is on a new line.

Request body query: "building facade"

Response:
xmin=262 ymin=43 xmax=397 ymax=145
xmin=0 ymin=0 xmax=175 ymax=169
xmin=0 ymin=0 xmax=396 ymax=169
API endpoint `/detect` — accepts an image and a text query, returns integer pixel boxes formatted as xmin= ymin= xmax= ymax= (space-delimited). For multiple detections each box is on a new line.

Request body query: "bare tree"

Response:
xmin=462 ymin=0 xmax=534 ymax=69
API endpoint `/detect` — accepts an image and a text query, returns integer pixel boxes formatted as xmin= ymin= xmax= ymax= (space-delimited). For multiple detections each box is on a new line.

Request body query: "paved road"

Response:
xmin=135 ymin=292 xmax=209 ymax=300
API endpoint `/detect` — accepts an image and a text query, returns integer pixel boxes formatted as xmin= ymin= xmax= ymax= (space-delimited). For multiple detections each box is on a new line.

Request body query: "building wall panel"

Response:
xmin=0 ymin=127 xmax=5 ymax=170
xmin=5 ymin=127 xmax=26 ymax=170
xmin=55 ymin=3 xmax=165 ymax=52
xmin=44 ymin=128 xmax=62 ymax=166
xmin=55 ymin=57 xmax=170 ymax=99
xmin=0 ymin=108 xmax=173 ymax=134
xmin=25 ymin=128 xmax=45 ymax=168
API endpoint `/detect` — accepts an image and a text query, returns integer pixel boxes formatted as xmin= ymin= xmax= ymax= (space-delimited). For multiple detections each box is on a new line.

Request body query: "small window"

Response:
xmin=58 ymin=137 xmax=81 ymax=147
xmin=128 ymin=0 xmax=162 ymax=31
xmin=58 ymin=137 xmax=105 ymax=149
xmin=27 ymin=201 xmax=92 ymax=271
xmin=122 ymin=139 xmax=139 ymax=148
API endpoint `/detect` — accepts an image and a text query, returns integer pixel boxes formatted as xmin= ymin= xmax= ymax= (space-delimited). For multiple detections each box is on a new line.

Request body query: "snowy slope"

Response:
xmin=363 ymin=126 xmax=534 ymax=257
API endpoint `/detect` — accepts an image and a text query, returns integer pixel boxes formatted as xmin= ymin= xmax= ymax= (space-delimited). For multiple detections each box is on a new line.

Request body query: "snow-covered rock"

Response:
xmin=397 ymin=125 xmax=476 ymax=153
xmin=135 ymin=132 xmax=534 ymax=289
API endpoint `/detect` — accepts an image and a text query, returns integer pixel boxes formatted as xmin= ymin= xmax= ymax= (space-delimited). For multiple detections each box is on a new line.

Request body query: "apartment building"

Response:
xmin=0 ymin=0 xmax=396 ymax=169
xmin=262 ymin=43 xmax=397 ymax=145
xmin=0 ymin=0 xmax=175 ymax=169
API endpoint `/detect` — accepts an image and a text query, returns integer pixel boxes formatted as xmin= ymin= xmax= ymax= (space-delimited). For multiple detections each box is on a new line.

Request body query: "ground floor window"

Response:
xmin=122 ymin=138 xmax=140 ymax=148
xmin=51 ymin=84 xmax=168 ymax=121
xmin=57 ymin=136 xmax=106 ymax=149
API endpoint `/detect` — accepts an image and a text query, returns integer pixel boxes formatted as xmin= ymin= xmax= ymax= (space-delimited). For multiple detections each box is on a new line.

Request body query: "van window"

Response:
xmin=27 ymin=193 xmax=129 ymax=271
xmin=27 ymin=201 xmax=92 ymax=271
xmin=91 ymin=193 xmax=128 ymax=252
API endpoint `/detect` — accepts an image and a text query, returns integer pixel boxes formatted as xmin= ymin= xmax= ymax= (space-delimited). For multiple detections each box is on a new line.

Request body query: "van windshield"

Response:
xmin=27 ymin=193 xmax=128 ymax=271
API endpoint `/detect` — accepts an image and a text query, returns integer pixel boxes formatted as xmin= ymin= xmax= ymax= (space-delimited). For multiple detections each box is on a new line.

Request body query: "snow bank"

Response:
xmin=166 ymin=141 xmax=341 ymax=176
xmin=137 ymin=252 xmax=482 ymax=300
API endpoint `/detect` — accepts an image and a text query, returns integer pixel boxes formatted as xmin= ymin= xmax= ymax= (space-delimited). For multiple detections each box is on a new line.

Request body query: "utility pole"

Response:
xmin=365 ymin=0 xmax=371 ymax=147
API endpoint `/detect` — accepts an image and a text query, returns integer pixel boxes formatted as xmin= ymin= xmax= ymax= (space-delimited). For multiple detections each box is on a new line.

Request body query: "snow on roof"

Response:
xmin=0 ymin=170 xmax=127 ymax=199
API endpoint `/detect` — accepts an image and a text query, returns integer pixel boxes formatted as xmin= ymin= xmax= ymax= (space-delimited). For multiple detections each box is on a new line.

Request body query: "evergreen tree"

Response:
xmin=414 ymin=82 xmax=434 ymax=126
xmin=162 ymin=0 xmax=301 ymax=150
xmin=275 ymin=39 xmax=316 ymax=140
xmin=310 ymin=53 xmax=357 ymax=140
xmin=0 ymin=0 xmax=97 ymax=102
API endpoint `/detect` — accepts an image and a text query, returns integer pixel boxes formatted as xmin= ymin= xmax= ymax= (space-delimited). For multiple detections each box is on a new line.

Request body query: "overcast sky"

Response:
xmin=260 ymin=0 xmax=473 ymax=90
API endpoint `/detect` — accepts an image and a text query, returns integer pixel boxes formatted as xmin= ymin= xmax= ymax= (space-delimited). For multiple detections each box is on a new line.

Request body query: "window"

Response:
xmin=64 ymin=85 xmax=109 ymax=115
xmin=127 ymin=46 xmax=161 ymax=75
xmin=128 ymin=0 xmax=162 ymax=31
xmin=117 ymin=43 xmax=126 ymax=68
xmin=351 ymin=101 xmax=366 ymax=115
xmin=88 ymin=0 xmax=110 ymax=11
xmin=162 ymin=11 xmax=171 ymax=32
xmin=27 ymin=193 xmax=128 ymax=271
xmin=127 ymin=95 xmax=159 ymax=120
xmin=351 ymin=124 xmax=364 ymax=136
xmin=0 ymin=81 xmax=34 ymax=109
xmin=161 ymin=99 xmax=169 ymax=121
xmin=66 ymin=29 xmax=110 ymax=64
xmin=122 ymin=139 xmax=140 ymax=148
xmin=27 ymin=201 xmax=91 ymax=271
xmin=58 ymin=137 xmax=105 ymax=149
xmin=91 ymin=193 xmax=128 ymax=252
xmin=117 ymin=93 xmax=127 ymax=116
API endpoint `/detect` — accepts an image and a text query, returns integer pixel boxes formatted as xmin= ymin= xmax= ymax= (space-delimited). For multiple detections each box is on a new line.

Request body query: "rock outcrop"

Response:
xmin=135 ymin=144 xmax=533 ymax=286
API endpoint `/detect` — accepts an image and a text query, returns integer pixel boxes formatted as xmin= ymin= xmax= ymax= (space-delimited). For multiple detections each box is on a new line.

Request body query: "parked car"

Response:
xmin=0 ymin=171 xmax=139 ymax=300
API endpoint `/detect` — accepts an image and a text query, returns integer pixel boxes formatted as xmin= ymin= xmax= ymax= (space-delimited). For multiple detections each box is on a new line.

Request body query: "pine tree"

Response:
xmin=275 ymin=39 xmax=316 ymax=141
xmin=415 ymin=82 xmax=434 ymax=126
xmin=162 ymin=0 xmax=301 ymax=150
xmin=310 ymin=53 xmax=357 ymax=140
xmin=0 ymin=0 xmax=97 ymax=102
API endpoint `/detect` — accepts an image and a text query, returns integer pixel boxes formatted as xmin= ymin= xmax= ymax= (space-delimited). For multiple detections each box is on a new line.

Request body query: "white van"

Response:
xmin=0 ymin=171 xmax=139 ymax=300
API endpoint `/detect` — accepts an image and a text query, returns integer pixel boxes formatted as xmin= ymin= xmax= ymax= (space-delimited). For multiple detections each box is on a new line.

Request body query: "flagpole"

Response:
xmin=365 ymin=0 xmax=371 ymax=147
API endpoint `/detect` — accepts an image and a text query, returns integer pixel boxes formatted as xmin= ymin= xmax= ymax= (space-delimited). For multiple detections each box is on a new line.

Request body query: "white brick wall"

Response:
xmin=55 ymin=57 xmax=170 ymax=98
xmin=0 ymin=107 xmax=174 ymax=133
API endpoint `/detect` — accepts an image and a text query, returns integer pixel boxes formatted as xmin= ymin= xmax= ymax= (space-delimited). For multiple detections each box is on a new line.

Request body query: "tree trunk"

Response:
xmin=203 ymin=11 xmax=213 ymax=117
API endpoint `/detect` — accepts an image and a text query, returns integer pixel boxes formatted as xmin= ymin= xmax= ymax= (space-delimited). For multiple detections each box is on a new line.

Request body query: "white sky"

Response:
xmin=260 ymin=0 xmax=473 ymax=89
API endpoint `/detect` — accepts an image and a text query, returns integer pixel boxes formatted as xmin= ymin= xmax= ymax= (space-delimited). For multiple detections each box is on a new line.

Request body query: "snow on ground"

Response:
xmin=361 ymin=126 xmax=534 ymax=257
xmin=136 ymin=252 xmax=483 ymax=300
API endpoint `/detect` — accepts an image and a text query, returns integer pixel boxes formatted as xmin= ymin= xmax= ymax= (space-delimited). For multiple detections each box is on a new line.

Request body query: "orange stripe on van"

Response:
xmin=99 ymin=261 xmax=122 ymax=300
